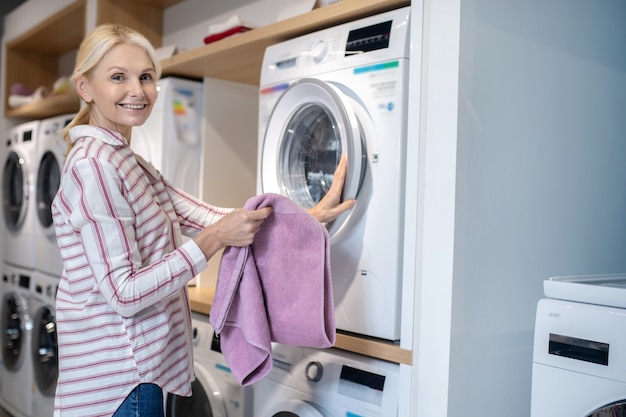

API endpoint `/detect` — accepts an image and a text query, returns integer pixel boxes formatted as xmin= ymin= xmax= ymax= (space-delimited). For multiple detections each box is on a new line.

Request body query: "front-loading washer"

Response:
xmin=258 ymin=6 xmax=411 ymax=341
xmin=0 ymin=263 xmax=33 ymax=417
xmin=531 ymin=274 xmax=626 ymax=416
xmin=30 ymin=270 xmax=58 ymax=417
xmin=35 ymin=113 xmax=75 ymax=277
xmin=131 ymin=77 xmax=204 ymax=198
xmin=165 ymin=312 xmax=252 ymax=417
xmin=2 ymin=120 xmax=40 ymax=270
xmin=252 ymin=345 xmax=400 ymax=417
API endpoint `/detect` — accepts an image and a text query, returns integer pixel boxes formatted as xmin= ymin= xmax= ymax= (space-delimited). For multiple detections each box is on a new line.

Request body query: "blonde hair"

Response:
xmin=61 ymin=24 xmax=162 ymax=154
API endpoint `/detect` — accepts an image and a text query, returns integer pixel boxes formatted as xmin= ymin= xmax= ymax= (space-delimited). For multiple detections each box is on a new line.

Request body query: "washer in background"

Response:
xmin=258 ymin=7 xmax=411 ymax=341
xmin=35 ymin=113 xmax=75 ymax=277
xmin=531 ymin=274 xmax=626 ymax=416
xmin=252 ymin=345 xmax=400 ymax=417
xmin=131 ymin=77 xmax=204 ymax=198
xmin=165 ymin=312 xmax=252 ymax=417
xmin=0 ymin=263 xmax=33 ymax=417
xmin=30 ymin=270 xmax=58 ymax=417
xmin=2 ymin=120 xmax=40 ymax=270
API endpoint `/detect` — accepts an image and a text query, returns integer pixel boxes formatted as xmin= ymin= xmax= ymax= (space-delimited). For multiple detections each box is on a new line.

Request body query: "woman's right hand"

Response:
xmin=193 ymin=207 xmax=272 ymax=260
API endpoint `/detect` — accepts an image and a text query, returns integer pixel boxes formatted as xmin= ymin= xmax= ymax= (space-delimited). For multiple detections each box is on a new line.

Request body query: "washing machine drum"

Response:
xmin=36 ymin=150 xmax=62 ymax=230
xmin=165 ymin=361 xmax=227 ymax=417
xmin=1 ymin=292 xmax=25 ymax=371
xmin=32 ymin=305 xmax=58 ymax=396
xmin=2 ymin=151 xmax=29 ymax=232
xmin=261 ymin=78 xmax=366 ymax=239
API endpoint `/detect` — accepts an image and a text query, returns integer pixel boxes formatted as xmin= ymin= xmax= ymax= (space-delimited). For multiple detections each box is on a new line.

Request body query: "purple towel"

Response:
xmin=209 ymin=193 xmax=335 ymax=385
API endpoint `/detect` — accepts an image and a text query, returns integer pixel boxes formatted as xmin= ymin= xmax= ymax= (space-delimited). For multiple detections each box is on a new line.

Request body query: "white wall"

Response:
xmin=446 ymin=1 xmax=626 ymax=416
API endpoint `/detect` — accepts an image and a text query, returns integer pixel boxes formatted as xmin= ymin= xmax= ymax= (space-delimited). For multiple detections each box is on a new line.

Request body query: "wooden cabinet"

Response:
xmin=3 ymin=0 xmax=182 ymax=119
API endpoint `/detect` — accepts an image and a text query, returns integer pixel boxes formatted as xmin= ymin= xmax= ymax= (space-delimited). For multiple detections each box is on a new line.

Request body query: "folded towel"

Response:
xmin=209 ymin=193 xmax=335 ymax=385
xmin=208 ymin=15 xmax=255 ymax=35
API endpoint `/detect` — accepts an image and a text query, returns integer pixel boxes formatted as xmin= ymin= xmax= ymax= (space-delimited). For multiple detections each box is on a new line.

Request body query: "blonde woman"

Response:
xmin=52 ymin=24 xmax=354 ymax=417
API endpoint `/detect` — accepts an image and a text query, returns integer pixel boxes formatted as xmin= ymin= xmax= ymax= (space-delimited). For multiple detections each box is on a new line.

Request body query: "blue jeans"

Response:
xmin=112 ymin=383 xmax=164 ymax=417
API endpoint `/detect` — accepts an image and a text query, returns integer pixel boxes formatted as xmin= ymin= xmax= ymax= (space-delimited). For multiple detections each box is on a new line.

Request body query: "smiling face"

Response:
xmin=75 ymin=43 xmax=158 ymax=140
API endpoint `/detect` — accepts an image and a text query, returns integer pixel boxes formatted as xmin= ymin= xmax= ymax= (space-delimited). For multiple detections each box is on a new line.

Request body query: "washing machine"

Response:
xmin=531 ymin=274 xmax=626 ymax=416
xmin=258 ymin=7 xmax=411 ymax=341
xmin=252 ymin=344 xmax=400 ymax=417
xmin=30 ymin=270 xmax=58 ymax=417
xmin=0 ymin=263 xmax=33 ymax=417
xmin=131 ymin=76 xmax=204 ymax=198
xmin=35 ymin=113 xmax=75 ymax=277
xmin=165 ymin=312 xmax=252 ymax=417
xmin=2 ymin=120 xmax=40 ymax=270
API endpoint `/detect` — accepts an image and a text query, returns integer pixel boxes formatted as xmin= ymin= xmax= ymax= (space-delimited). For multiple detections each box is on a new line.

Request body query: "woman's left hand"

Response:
xmin=309 ymin=154 xmax=357 ymax=224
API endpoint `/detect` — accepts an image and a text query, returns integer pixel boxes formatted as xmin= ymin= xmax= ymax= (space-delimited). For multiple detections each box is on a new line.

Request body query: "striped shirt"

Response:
xmin=51 ymin=125 xmax=231 ymax=416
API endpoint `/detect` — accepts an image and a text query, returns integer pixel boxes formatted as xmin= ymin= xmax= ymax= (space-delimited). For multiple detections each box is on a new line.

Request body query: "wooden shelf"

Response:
xmin=161 ymin=0 xmax=410 ymax=85
xmin=5 ymin=93 xmax=80 ymax=119
xmin=187 ymin=285 xmax=412 ymax=365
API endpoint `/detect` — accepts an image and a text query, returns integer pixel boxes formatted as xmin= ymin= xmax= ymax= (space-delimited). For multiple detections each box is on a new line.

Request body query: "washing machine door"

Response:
xmin=264 ymin=399 xmax=328 ymax=417
xmin=587 ymin=400 xmax=626 ymax=416
xmin=260 ymin=78 xmax=365 ymax=239
xmin=1 ymin=292 xmax=25 ymax=371
xmin=2 ymin=151 xmax=29 ymax=232
xmin=165 ymin=361 xmax=227 ymax=417
xmin=31 ymin=305 xmax=58 ymax=396
xmin=36 ymin=151 xmax=61 ymax=234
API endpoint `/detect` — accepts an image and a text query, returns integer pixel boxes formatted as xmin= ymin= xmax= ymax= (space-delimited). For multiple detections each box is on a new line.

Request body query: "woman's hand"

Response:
xmin=193 ymin=207 xmax=272 ymax=260
xmin=308 ymin=154 xmax=357 ymax=224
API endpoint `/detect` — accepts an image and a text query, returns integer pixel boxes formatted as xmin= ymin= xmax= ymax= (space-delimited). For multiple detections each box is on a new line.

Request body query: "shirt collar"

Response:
xmin=70 ymin=125 xmax=129 ymax=147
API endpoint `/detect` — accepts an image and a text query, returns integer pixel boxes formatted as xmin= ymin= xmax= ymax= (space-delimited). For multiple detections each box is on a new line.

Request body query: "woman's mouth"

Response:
xmin=120 ymin=103 xmax=146 ymax=109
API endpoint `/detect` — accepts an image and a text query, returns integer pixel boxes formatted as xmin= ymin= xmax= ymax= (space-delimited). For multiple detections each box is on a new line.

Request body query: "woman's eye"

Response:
xmin=111 ymin=74 xmax=124 ymax=81
xmin=140 ymin=74 xmax=154 ymax=82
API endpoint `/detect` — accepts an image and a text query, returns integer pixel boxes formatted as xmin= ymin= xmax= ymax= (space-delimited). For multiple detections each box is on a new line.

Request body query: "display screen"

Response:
xmin=345 ymin=20 xmax=393 ymax=56
xmin=338 ymin=365 xmax=386 ymax=405
xmin=549 ymin=333 xmax=609 ymax=366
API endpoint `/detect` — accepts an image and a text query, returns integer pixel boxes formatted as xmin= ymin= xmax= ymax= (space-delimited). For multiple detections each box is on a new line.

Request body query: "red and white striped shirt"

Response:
xmin=51 ymin=125 xmax=231 ymax=416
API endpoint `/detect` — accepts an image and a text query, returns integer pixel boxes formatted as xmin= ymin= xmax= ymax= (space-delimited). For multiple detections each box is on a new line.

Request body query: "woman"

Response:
xmin=51 ymin=24 xmax=355 ymax=417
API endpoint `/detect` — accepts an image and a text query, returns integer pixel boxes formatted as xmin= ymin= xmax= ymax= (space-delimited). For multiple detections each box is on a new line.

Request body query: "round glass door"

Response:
xmin=36 ymin=151 xmax=61 ymax=231
xmin=32 ymin=305 xmax=58 ymax=396
xmin=2 ymin=151 xmax=29 ymax=232
xmin=586 ymin=400 xmax=626 ymax=416
xmin=261 ymin=78 xmax=365 ymax=238
xmin=165 ymin=361 xmax=227 ymax=417
xmin=1 ymin=293 xmax=24 ymax=370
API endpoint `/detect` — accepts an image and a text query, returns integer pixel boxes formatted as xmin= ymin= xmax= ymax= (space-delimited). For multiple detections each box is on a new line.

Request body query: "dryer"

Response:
xmin=258 ymin=7 xmax=411 ymax=340
xmin=30 ymin=270 xmax=58 ymax=417
xmin=131 ymin=77 xmax=204 ymax=198
xmin=0 ymin=263 xmax=33 ymax=417
xmin=531 ymin=274 xmax=626 ymax=416
xmin=252 ymin=345 xmax=400 ymax=417
xmin=165 ymin=312 xmax=252 ymax=417
xmin=35 ymin=113 xmax=75 ymax=277
xmin=2 ymin=120 xmax=40 ymax=269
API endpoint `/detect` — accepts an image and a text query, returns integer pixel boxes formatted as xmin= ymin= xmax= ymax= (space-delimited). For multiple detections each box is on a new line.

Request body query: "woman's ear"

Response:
xmin=74 ymin=76 xmax=92 ymax=103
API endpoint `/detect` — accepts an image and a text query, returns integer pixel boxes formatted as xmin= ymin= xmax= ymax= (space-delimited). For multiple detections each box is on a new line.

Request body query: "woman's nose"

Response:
xmin=129 ymin=79 xmax=145 ymax=96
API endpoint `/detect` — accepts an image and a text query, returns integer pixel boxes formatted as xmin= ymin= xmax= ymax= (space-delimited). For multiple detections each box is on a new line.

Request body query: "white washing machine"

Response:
xmin=252 ymin=344 xmax=400 ymax=417
xmin=531 ymin=274 xmax=626 ymax=416
xmin=165 ymin=312 xmax=252 ymax=417
xmin=131 ymin=76 xmax=204 ymax=198
xmin=258 ymin=7 xmax=411 ymax=341
xmin=35 ymin=113 xmax=75 ymax=277
xmin=30 ymin=270 xmax=58 ymax=417
xmin=0 ymin=263 xmax=33 ymax=417
xmin=2 ymin=120 xmax=40 ymax=270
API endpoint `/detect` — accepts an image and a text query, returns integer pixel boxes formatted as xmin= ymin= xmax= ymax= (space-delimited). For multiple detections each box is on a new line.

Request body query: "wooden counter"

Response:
xmin=187 ymin=285 xmax=412 ymax=365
